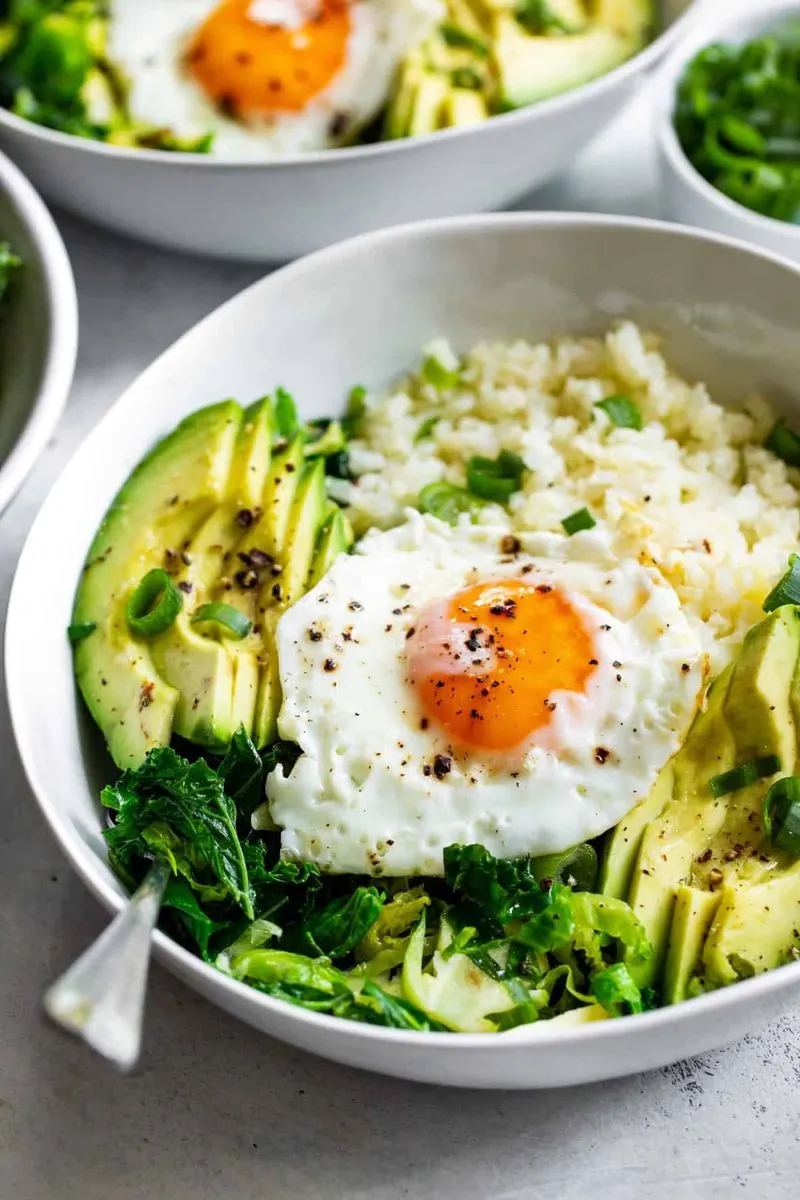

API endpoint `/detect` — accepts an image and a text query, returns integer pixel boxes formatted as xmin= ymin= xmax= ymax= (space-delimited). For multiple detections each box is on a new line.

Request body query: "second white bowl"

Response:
xmin=0 ymin=0 xmax=700 ymax=262
xmin=655 ymin=0 xmax=800 ymax=264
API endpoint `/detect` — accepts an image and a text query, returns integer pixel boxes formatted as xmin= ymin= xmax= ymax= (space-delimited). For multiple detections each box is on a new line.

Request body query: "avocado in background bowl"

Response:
xmin=0 ymin=0 xmax=655 ymax=154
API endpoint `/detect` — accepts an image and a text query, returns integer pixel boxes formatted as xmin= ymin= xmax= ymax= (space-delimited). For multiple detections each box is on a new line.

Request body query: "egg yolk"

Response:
xmin=186 ymin=0 xmax=350 ymax=116
xmin=407 ymin=578 xmax=598 ymax=754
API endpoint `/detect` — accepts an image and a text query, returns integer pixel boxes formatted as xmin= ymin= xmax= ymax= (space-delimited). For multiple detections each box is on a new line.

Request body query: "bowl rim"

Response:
xmin=0 ymin=0 xmax=704 ymax=170
xmin=653 ymin=0 xmax=800 ymax=243
xmin=11 ymin=208 xmax=800 ymax=1058
xmin=0 ymin=149 xmax=77 ymax=516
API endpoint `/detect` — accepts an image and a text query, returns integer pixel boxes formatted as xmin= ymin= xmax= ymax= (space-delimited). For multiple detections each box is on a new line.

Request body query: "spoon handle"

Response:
xmin=43 ymin=860 xmax=169 ymax=1071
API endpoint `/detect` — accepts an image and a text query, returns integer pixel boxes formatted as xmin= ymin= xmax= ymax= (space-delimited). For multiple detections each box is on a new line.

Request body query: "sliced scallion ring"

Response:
xmin=765 ymin=418 xmax=800 ymax=468
xmin=561 ymin=507 xmax=596 ymax=536
xmin=595 ymin=395 xmax=642 ymax=430
xmin=67 ymin=621 xmax=96 ymax=646
xmin=418 ymin=481 xmax=482 ymax=525
xmin=708 ymin=755 xmax=781 ymax=799
xmin=763 ymin=553 xmax=800 ymax=612
xmin=126 ymin=569 xmax=183 ymax=638
xmin=190 ymin=602 xmax=253 ymax=640
xmin=763 ymin=776 xmax=800 ymax=855
xmin=466 ymin=450 xmax=527 ymax=503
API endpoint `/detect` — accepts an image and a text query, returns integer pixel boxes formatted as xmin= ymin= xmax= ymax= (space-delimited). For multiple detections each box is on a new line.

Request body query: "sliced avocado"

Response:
xmin=494 ymin=0 xmax=651 ymax=109
xmin=72 ymin=401 xmax=241 ymax=768
xmin=384 ymin=63 xmax=423 ymax=139
xmin=148 ymin=399 xmax=275 ymax=749
xmin=81 ymin=67 xmax=116 ymax=126
xmin=241 ymin=434 xmax=305 ymax=565
xmin=408 ymin=74 xmax=449 ymax=137
xmin=443 ymin=89 xmax=488 ymax=127
xmin=252 ymin=459 xmax=328 ymax=748
xmin=663 ymin=885 xmax=721 ymax=1006
xmin=724 ymin=605 xmax=800 ymax=771
xmin=281 ymin=459 xmax=328 ymax=609
xmin=599 ymin=760 xmax=674 ymax=900
xmin=700 ymin=867 xmax=800 ymax=988
xmin=228 ymin=397 xmax=274 ymax=510
xmin=546 ymin=1003 xmax=609 ymax=1027
xmin=308 ymin=508 xmax=353 ymax=591
xmin=626 ymin=666 xmax=736 ymax=986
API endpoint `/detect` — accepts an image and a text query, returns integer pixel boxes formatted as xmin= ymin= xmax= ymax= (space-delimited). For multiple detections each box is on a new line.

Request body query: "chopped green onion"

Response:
xmin=765 ymin=418 xmax=800 ymax=468
xmin=466 ymin=450 xmax=527 ymax=503
xmin=126 ymin=569 xmax=183 ymax=638
xmin=531 ymin=843 xmax=598 ymax=893
xmin=274 ymin=387 xmax=300 ymax=441
xmin=595 ymin=395 xmax=642 ymax=430
xmin=439 ymin=23 xmax=489 ymax=56
xmin=190 ymin=602 xmax=253 ymax=640
xmin=418 ymin=481 xmax=482 ymax=525
xmin=561 ymin=507 xmax=596 ymax=536
xmin=709 ymin=755 xmax=781 ymax=798
xmin=515 ymin=0 xmax=578 ymax=35
xmin=415 ymin=415 xmax=441 ymax=443
xmin=421 ymin=355 xmax=460 ymax=390
xmin=763 ymin=776 xmax=800 ymax=855
xmin=303 ymin=419 xmax=345 ymax=458
xmin=342 ymin=384 xmax=367 ymax=438
xmin=763 ymin=554 xmax=800 ymax=613
xmin=325 ymin=449 xmax=352 ymax=481
xmin=67 ymin=621 xmax=96 ymax=646
xmin=451 ymin=67 xmax=482 ymax=90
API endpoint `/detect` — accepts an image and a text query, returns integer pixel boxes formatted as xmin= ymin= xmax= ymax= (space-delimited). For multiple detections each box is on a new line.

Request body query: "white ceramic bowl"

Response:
xmin=655 ymin=0 xmax=800 ymax=263
xmin=11 ymin=212 xmax=800 ymax=1090
xmin=0 ymin=150 xmax=77 ymax=517
xmin=0 ymin=1 xmax=700 ymax=263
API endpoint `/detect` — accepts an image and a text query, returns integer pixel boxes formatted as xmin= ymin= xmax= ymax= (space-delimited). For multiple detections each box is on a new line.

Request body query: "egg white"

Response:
xmin=107 ymin=0 xmax=442 ymax=156
xmin=266 ymin=514 xmax=707 ymax=876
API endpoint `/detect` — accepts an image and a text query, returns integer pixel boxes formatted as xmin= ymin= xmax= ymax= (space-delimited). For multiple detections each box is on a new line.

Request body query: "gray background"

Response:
xmin=3 ymin=93 xmax=799 ymax=1200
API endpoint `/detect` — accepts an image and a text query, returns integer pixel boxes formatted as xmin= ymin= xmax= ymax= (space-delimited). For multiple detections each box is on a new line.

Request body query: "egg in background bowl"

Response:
xmin=108 ymin=0 xmax=442 ymax=155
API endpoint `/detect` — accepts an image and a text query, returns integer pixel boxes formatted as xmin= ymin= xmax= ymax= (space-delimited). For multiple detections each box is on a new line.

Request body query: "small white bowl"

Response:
xmin=11 ymin=212 xmax=800 ymax=1089
xmin=0 ymin=1 xmax=702 ymax=262
xmin=0 ymin=150 xmax=77 ymax=516
xmin=655 ymin=0 xmax=800 ymax=263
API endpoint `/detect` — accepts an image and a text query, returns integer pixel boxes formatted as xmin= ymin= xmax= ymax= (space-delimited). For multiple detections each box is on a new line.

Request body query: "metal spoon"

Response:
xmin=43 ymin=860 xmax=169 ymax=1071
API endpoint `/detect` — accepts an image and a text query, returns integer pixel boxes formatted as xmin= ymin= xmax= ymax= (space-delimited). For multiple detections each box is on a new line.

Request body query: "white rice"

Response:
xmin=339 ymin=322 xmax=800 ymax=672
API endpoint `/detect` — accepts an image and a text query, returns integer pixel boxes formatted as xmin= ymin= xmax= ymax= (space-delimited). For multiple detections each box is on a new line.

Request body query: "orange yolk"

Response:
xmin=407 ymin=578 xmax=597 ymax=754
xmin=186 ymin=0 xmax=350 ymax=116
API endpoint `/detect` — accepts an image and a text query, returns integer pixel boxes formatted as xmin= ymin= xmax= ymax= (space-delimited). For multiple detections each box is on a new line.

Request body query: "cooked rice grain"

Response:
xmin=342 ymin=323 xmax=800 ymax=671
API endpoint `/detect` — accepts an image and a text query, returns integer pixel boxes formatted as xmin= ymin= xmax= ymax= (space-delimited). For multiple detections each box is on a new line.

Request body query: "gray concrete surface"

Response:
xmin=2 ymin=91 xmax=799 ymax=1200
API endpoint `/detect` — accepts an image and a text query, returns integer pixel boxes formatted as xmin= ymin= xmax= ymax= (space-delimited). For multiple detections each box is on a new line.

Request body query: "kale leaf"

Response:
xmin=102 ymin=745 xmax=255 ymax=918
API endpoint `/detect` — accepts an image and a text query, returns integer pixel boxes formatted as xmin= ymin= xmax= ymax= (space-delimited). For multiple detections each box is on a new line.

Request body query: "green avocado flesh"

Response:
xmin=385 ymin=0 xmax=653 ymax=141
xmin=1 ymin=0 xmax=652 ymax=153
xmin=72 ymin=399 xmax=352 ymax=768
xmin=601 ymin=606 xmax=800 ymax=1002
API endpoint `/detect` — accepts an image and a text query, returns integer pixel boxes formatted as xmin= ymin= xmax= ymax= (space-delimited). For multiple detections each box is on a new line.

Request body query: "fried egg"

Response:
xmin=266 ymin=514 xmax=707 ymax=875
xmin=108 ymin=0 xmax=440 ymax=156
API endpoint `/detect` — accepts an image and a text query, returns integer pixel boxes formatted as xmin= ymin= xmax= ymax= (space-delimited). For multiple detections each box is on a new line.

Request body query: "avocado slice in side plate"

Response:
xmin=72 ymin=401 xmax=242 ymax=768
